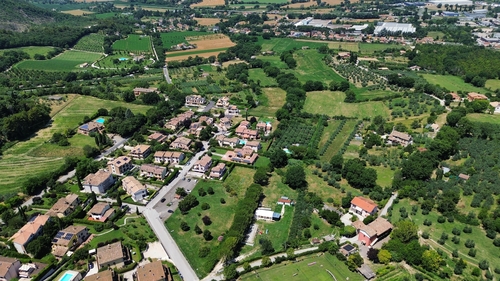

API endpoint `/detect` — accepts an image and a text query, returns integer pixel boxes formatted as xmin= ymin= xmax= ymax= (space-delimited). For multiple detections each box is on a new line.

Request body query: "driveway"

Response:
xmin=380 ymin=192 xmax=398 ymax=217
xmin=341 ymin=213 xmax=353 ymax=226
xmin=201 ymin=101 xmax=215 ymax=112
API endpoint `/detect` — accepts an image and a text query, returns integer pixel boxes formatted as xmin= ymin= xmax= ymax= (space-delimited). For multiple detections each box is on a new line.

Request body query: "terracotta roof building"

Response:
xmin=88 ymin=202 xmax=115 ymax=222
xmin=136 ymin=261 xmax=172 ymax=281
xmin=153 ymin=151 xmax=185 ymax=164
xmin=122 ymin=176 xmax=147 ymax=202
xmin=209 ymin=163 xmax=226 ymax=179
xmin=192 ymin=155 xmax=212 ymax=173
xmin=222 ymin=147 xmax=258 ymax=165
xmin=11 ymin=215 xmax=50 ymax=254
xmin=129 ymin=144 xmax=151 ymax=160
xmin=0 ymin=256 xmax=21 ymax=281
xmin=46 ymin=194 xmax=80 ymax=218
xmin=96 ymin=242 xmax=129 ymax=270
xmin=350 ymin=196 xmax=378 ymax=218
xmin=107 ymin=156 xmax=133 ymax=175
xmin=78 ymin=121 xmax=104 ymax=135
xmin=51 ymin=225 xmax=89 ymax=257
xmin=387 ymin=130 xmax=413 ymax=147
xmin=467 ymin=92 xmax=488 ymax=102
xmin=84 ymin=269 xmax=117 ymax=281
xmin=352 ymin=217 xmax=393 ymax=246
xmin=83 ymin=170 xmax=115 ymax=194
xmin=148 ymin=132 xmax=168 ymax=143
xmin=140 ymin=164 xmax=167 ymax=180
xmin=169 ymin=137 xmax=192 ymax=151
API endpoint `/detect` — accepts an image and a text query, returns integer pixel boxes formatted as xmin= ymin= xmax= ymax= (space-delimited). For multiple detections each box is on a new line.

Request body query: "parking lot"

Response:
xmin=153 ymin=177 xmax=198 ymax=220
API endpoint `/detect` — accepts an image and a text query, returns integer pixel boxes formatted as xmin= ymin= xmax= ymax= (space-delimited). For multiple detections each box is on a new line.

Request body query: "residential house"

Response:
xmin=222 ymin=147 xmax=258 ymax=165
xmin=107 ymin=156 xmax=133 ymax=175
xmin=255 ymin=208 xmax=281 ymax=221
xmin=148 ymin=132 xmax=168 ymax=143
xmin=0 ymin=256 xmax=21 ymax=281
xmin=225 ymin=105 xmax=240 ymax=116
xmin=185 ymin=95 xmax=206 ymax=107
xmin=133 ymin=87 xmax=158 ymax=98
xmin=51 ymin=225 xmax=90 ymax=257
xmin=459 ymin=173 xmax=470 ymax=181
xmin=277 ymin=196 xmax=294 ymax=206
xmin=188 ymin=122 xmax=205 ymax=136
xmin=11 ymin=215 xmax=50 ymax=254
xmin=153 ymin=151 xmax=185 ymax=164
xmin=490 ymin=101 xmax=500 ymax=113
xmin=129 ymin=144 xmax=151 ymax=160
xmin=78 ymin=121 xmax=104 ymax=135
xmin=140 ymin=164 xmax=167 ymax=180
xmin=83 ymin=170 xmax=115 ymax=194
xmin=96 ymin=242 xmax=129 ymax=270
xmin=352 ymin=217 xmax=393 ymax=246
xmin=218 ymin=117 xmax=232 ymax=131
xmin=88 ymin=202 xmax=115 ymax=222
xmin=449 ymin=92 xmax=462 ymax=102
xmin=350 ymin=196 xmax=378 ymax=218
xmin=164 ymin=111 xmax=194 ymax=130
xmin=215 ymin=135 xmax=239 ymax=148
xmin=192 ymin=155 xmax=212 ymax=173
xmin=387 ymin=130 xmax=413 ymax=147
xmin=340 ymin=244 xmax=357 ymax=256
xmin=256 ymin=122 xmax=272 ymax=134
xmin=46 ymin=194 xmax=80 ymax=218
xmin=122 ymin=176 xmax=147 ymax=202
xmin=136 ymin=261 xmax=172 ymax=281
xmin=18 ymin=264 xmax=38 ymax=279
xmin=84 ymin=269 xmax=118 ymax=281
xmin=169 ymin=137 xmax=192 ymax=151
xmin=467 ymin=92 xmax=488 ymax=102
xmin=245 ymin=141 xmax=261 ymax=152
xmin=199 ymin=116 xmax=213 ymax=126
xmin=215 ymin=97 xmax=230 ymax=108
xmin=235 ymin=126 xmax=258 ymax=140
xmin=209 ymin=163 xmax=226 ymax=179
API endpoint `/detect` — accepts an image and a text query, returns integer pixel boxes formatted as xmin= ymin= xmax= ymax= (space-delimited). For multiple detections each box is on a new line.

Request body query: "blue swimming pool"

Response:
xmin=95 ymin=118 xmax=105 ymax=124
xmin=59 ymin=272 xmax=75 ymax=281
xmin=239 ymin=139 xmax=247 ymax=145
xmin=283 ymin=148 xmax=292 ymax=154
xmin=119 ymin=57 xmax=128 ymax=61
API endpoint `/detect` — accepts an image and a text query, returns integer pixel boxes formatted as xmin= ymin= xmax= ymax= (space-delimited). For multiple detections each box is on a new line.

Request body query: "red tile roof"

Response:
xmin=351 ymin=196 xmax=378 ymax=213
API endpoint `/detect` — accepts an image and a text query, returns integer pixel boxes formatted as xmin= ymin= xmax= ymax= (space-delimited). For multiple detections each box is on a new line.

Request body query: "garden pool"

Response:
xmin=58 ymin=271 xmax=80 ymax=281
xmin=119 ymin=57 xmax=128 ymax=61
xmin=95 ymin=118 xmax=105 ymax=124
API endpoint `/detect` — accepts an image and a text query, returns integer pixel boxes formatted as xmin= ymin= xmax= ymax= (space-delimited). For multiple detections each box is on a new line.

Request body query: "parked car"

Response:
xmin=168 ymin=210 xmax=174 ymax=213
xmin=161 ymin=198 xmax=166 ymax=203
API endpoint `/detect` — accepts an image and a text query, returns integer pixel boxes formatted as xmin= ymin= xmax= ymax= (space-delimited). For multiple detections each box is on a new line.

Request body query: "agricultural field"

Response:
xmin=0 ymin=95 xmax=152 ymax=194
xmin=240 ymin=0 xmax=287 ymax=3
xmin=15 ymin=50 xmax=102 ymax=71
xmin=114 ymin=4 xmax=170 ymax=12
xmin=61 ymin=9 xmax=94 ymax=15
xmin=485 ymin=79 xmax=500 ymax=90
xmin=291 ymin=50 xmax=347 ymax=84
xmin=166 ymin=34 xmax=234 ymax=59
xmin=327 ymin=41 xmax=360 ymax=52
xmin=160 ymin=31 xmax=209 ymax=48
xmin=191 ymin=0 xmax=225 ymax=7
xmin=319 ymin=119 xmax=358 ymax=162
xmin=466 ymin=113 xmax=500 ymax=124
xmin=194 ymin=17 xmax=225 ymax=26
xmin=240 ymin=253 xmax=364 ymax=281
xmin=248 ymin=87 xmax=286 ymax=117
xmin=165 ymin=167 xmax=255 ymax=278
xmin=421 ymin=74 xmax=488 ymax=93
xmin=96 ymin=53 xmax=153 ymax=69
xmin=269 ymin=118 xmax=324 ymax=151
xmin=73 ymin=33 xmax=105 ymax=53
xmin=248 ymin=68 xmax=278 ymax=87
xmin=112 ymin=34 xmax=151 ymax=52
xmin=259 ymin=38 xmax=329 ymax=53
xmin=304 ymin=91 xmax=390 ymax=119
xmin=359 ymin=43 xmax=401 ymax=53
xmin=0 ymin=46 xmax=55 ymax=58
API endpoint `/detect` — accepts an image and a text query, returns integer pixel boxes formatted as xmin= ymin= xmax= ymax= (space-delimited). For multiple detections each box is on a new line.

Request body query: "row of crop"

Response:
xmin=307 ymin=115 xmax=326 ymax=151
xmin=180 ymin=80 xmax=208 ymax=87
xmin=181 ymin=87 xmax=193 ymax=94
xmin=270 ymin=121 xmax=316 ymax=150
xmin=337 ymin=120 xmax=362 ymax=155
xmin=319 ymin=119 xmax=347 ymax=156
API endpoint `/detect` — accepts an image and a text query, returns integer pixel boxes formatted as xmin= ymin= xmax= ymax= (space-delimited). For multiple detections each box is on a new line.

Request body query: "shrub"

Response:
xmin=465 ymin=239 xmax=475 ymax=248
xmin=494 ymin=267 xmax=500 ymax=274
xmin=437 ymin=238 xmax=445 ymax=245
xmin=201 ymin=203 xmax=210 ymax=210
xmin=471 ymin=267 xmax=481 ymax=277
xmin=452 ymin=249 xmax=459 ymax=258
xmin=463 ymin=226 xmax=472 ymax=233
xmin=452 ymin=227 xmax=461 ymax=236
xmin=194 ymin=224 xmax=202 ymax=234
xmin=423 ymin=219 xmax=432 ymax=226
xmin=468 ymin=248 xmax=476 ymax=257
xmin=198 ymin=246 xmax=210 ymax=258
xmin=485 ymin=271 xmax=493 ymax=280
xmin=203 ymin=229 xmax=212 ymax=241
xmin=440 ymin=232 xmax=448 ymax=240
xmin=447 ymin=216 xmax=454 ymax=222
xmin=437 ymin=216 xmax=446 ymax=223
xmin=207 ymin=186 xmax=214 ymax=195
xmin=493 ymin=238 xmax=500 ymax=247
xmin=452 ymin=236 xmax=460 ymax=244
xmin=486 ymin=229 xmax=496 ymax=239
xmin=180 ymin=222 xmax=190 ymax=231
xmin=202 ymin=215 xmax=212 ymax=225
xmin=479 ymin=260 xmax=489 ymax=270
xmin=421 ymin=232 xmax=429 ymax=239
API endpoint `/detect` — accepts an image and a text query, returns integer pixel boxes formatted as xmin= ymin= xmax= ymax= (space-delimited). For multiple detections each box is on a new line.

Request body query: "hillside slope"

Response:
xmin=0 ymin=0 xmax=71 ymax=32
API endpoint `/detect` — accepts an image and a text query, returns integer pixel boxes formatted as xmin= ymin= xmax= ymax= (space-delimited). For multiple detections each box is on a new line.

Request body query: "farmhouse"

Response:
xmin=148 ymin=132 xmax=168 ymax=143
xmin=133 ymin=87 xmax=158 ymax=98
xmin=107 ymin=156 xmax=133 ymax=175
xmin=169 ymin=137 xmax=192 ymax=151
xmin=140 ymin=164 xmax=167 ymax=180
xmin=51 ymin=225 xmax=90 ymax=258
xmin=192 ymin=155 xmax=212 ymax=173
xmin=84 ymin=269 xmax=118 ymax=281
xmin=185 ymin=95 xmax=206 ymax=107
xmin=277 ymin=196 xmax=294 ymax=206
xmin=216 ymin=97 xmax=230 ymax=108
xmin=129 ymin=144 xmax=151 ymax=160
xmin=222 ymin=147 xmax=258 ymax=165
xmin=88 ymin=202 xmax=115 ymax=222
xmin=210 ymin=163 xmax=226 ymax=179
xmin=215 ymin=135 xmax=239 ymax=148
xmin=449 ymin=92 xmax=462 ymax=101
xmin=153 ymin=151 xmax=185 ymax=164
xmin=490 ymin=101 xmax=500 ymax=113
xmin=0 ymin=256 xmax=21 ymax=281
xmin=467 ymin=92 xmax=488 ymax=102
xmin=96 ymin=242 xmax=129 ymax=270
xmin=136 ymin=261 xmax=172 ymax=281
xmin=225 ymin=105 xmax=240 ymax=116
xmin=122 ymin=176 xmax=147 ymax=202
xmin=46 ymin=194 xmax=80 ymax=218
xmin=352 ymin=217 xmax=393 ymax=246
xmin=387 ymin=130 xmax=413 ymax=147
xmin=255 ymin=208 xmax=281 ymax=221
xmin=11 ymin=215 xmax=51 ymax=254
xmin=83 ymin=170 xmax=115 ymax=194
xmin=350 ymin=196 xmax=378 ymax=218
xmin=78 ymin=121 xmax=104 ymax=135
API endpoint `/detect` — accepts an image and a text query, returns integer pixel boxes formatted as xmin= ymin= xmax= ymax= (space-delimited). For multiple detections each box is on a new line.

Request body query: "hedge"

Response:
xmin=72 ymin=218 xmax=106 ymax=226
xmin=114 ymin=262 xmax=137 ymax=274
xmin=32 ymin=264 xmax=55 ymax=281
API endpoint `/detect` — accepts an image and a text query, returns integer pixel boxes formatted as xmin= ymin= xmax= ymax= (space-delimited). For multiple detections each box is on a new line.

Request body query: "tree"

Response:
xmin=203 ymin=229 xmax=212 ymax=241
xmin=253 ymin=167 xmax=270 ymax=185
xmin=202 ymin=215 xmax=212 ymax=225
xmin=347 ymin=253 xmax=363 ymax=270
xmin=259 ymin=238 xmax=274 ymax=255
xmin=116 ymin=196 xmax=122 ymax=207
xmin=391 ymin=220 xmax=419 ymax=243
xmin=344 ymin=89 xmax=356 ymax=103
xmin=180 ymin=221 xmax=190 ymax=231
xmin=422 ymin=250 xmax=443 ymax=272
xmin=194 ymin=224 xmax=202 ymax=234
xmin=330 ymin=154 xmax=344 ymax=173
xmin=284 ymin=165 xmax=306 ymax=189
xmin=175 ymin=188 xmax=187 ymax=197
xmin=223 ymin=264 xmax=238 ymax=280
xmin=269 ymin=149 xmax=288 ymax=168
xmin=262 ymin=256 xmax=272 ymax=267
xmin=378 ymin=249 xmax=392 ymax=264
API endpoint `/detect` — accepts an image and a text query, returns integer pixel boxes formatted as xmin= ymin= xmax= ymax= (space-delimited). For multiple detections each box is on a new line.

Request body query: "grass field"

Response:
xmin=466 ymin=113 xmax=500 ymax=124
xmin=73 ymin=33 xmax=105 ymax=53
xmin=112 ymin=34 xmax=151 ymax=52
xmin=248 ymin=88 xmax=286 ymax=117
xmin=291 ymin=50 xmax=347 ymax=84
xmin=15 ymin=50 xmax=102 ymax=71
xmin=0 ymin=46 xmax=55 ymax=59
xmin=421 ymin=74 xmax=488 ymax=93
xmin=248 ymin=68 xmax=278 ymax=87
xmin=161 ymin=31 xmax=209 ymax=47
xmin=370 ymin=165 xmax=396 ymax=187
xmin=165 ymin=167 xmax=255 ymax=278
xmin=259 ymin=38 xmax=329 ymax=53
xmin=320 ymin=120 xmax=358 ymax=162
xmin=194 ymin=18 xmax=225 ymax=26
xmin=318 ymin=120 xmax=341 ymax=149
xmin=304 ymin=91 xmax=390 ymax=119
xmin=327 ymin=41 xmax=359 ymax=52
xmin=0 ymin=95 xmax=152 ymax=194
xmin=240 ymin=253 xmax=364 ymax=281
xmin=240 ymin=0 xmax=287 ymax=3
xmin=359 ymin=43 xmax=401 ymax=53
xmin=166 ymin=47 xmax=229 ymax=57
xmin=485 ymin=79 xmax=500 ymax=90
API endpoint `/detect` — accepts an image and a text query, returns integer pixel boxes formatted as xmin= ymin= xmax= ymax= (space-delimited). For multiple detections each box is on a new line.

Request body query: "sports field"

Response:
xmin=15 ymin=50 xmax=102 ymax=71
xmin=0 ymin=46 xmax=55 ymax=58
xmin=112 ymin=34 xmax=151 ymax=52
xmin=421 ymin=74 xmax=487 ymax=93
xmin=304 ymin=91 xmax=390 ymax=119
xmin=240 ymin=254 xmax=364 ymax=281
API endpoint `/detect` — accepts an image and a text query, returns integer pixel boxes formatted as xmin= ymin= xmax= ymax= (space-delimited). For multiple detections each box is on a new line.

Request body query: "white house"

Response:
xmin=491 ymin=102 xmax=500 ymax=113
xmin=83 ymin=170 xmax=115 ymax=194
xmin=192 ymin=155 xmax=212 ymax=173
xmin=255 ymin=208 xmax=281 ymax=221
xmin=122 ymin=176 xmax=147 ymax=202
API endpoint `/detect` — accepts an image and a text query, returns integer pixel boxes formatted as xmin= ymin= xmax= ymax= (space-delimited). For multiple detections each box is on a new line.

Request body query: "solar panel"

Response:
xmin=55 ymin=232 xmax=64 ymax=238
xmin=64 ymin=234 xmax=73 ymax=240
xmin=53 ymin=239 xmax=58 ymax=243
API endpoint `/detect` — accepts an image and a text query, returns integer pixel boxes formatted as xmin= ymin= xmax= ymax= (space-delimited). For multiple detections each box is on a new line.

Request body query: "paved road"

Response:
xmin=380 ymin=192 xmax=398 ymax=217
xmin=163 ymin=66 xmax=172 ymax=84
xmin=201 ymin=101 xmax=215 ymax=112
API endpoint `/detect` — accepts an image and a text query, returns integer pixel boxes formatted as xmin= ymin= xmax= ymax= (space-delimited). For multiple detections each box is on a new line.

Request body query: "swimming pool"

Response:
xmin=119 ymin=57 xmax=128 ymax=61
xmin=239 ymin=139 xmax=247 ymax=145
xmin=59 ymin=272 xmax=76 ymax=281
xmin=95 ymin=118 xmax=105 ymax=124
xmin=283 ymin=148 xmax=292 ymax=154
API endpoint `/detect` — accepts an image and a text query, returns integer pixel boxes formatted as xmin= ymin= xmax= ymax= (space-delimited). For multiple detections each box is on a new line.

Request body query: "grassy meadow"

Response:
xmin=160 ymin=31 xmax=209 ymax=47
xmin=304 ymin=91 xmax=390 ymax=119
xmin=73 ymin=33 xmax=105 ymax=53
xmin=466 ymin=113 xmax=500 ymax=124
xmin=259 ymin=38 xmax=329 ymax=53
xmin=248 ymin=87 xmax=286 ymax=117
xmin=0 ymin=46 xmax=55 ymax=58
xmin=485 ymin=79 xmax=500 ymax=91
xmin=112 ymin=34 xmax=151 ymax=52
xmin=15 ymin=50 xmax=102 ymax=71
xmin=319 ymin=119 xmax=358 ymax=162
xmin=421 ymin=74 xmax=488 ymax=93
xmin=291 ymin=50 xmax=346 ymax=84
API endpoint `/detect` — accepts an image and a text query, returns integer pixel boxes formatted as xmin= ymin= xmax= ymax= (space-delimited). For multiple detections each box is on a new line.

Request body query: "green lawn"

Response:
xmin=304 ymin=91 xmax=390 ymax=119
xmin=485 ymin=79 xmax=500 ymax=91
xmin=0 ymin=46 xmax=56 ymax=58
xmin=370 ymin=165 xmax=396 ymax=188
xmin=248 ymin=88 xmax=286 ymax=118
xmin=113 ymin=34 xmax=151 ymax=52
xmin=255 ymin=156 xmax=271 ymax=168
xmin=248 ymin=68 xmax=278 ymax=87
xmin=327 ymin=42 xmax=359 ymax=52
xmin=160 ymin=31 xmax=209 ymax=47
xmin=240 ymin=253 xmax=364 ymax=281
xmin=15 ymin=50 xmax=102 ymax=71
xmin=421 ymin=74 xmax=488 ymax=93
xmin=165 ymin=167 xmax=255 ymax=278
xmin=0 ymin=95 xmax=152 ymax=194
xmin=256 ymin=204 xmax=294 ymax=251
xmin=290 ymin=50 xmax=346 ymax=85
xmin=96 ymin=53 xmax=152 ymax=69
xmin=259 ymin=38 xmax=329 ymax=53
xmin=466 ymin=113 xmax=500 ymax=124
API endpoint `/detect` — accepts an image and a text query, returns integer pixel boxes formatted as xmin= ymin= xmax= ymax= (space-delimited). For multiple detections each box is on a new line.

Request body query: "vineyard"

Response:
xmin=270 ymin=118 xmax=325 ymax=151
xmin=73 ymin=33 xmax=105 ymax=53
